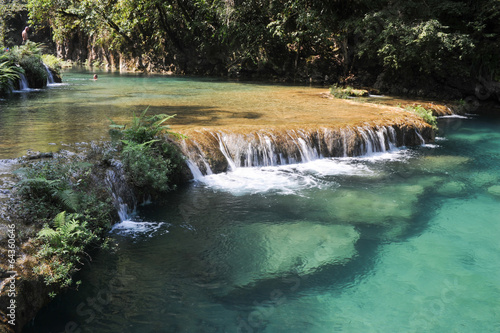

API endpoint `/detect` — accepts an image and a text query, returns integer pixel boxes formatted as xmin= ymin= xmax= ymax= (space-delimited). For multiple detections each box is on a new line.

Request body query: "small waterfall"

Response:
xmin=358 ymin=126 xmax=392 ymax=154
xmin=104 ymin=164 xmax=137 ymax=221
xmin=180 ymin=123 xmax=432 ymax=177
xmin=387 ymin=127 xmax=397 ymax=150
xmin=18 ymin=73 xmax=29 ymax=91
xmin=179 ymin=139 xmax=214 ymax=177
xmin=415 ymin=130 xmax=426 ymax=145
xmin=186 ymin=160 xmax=204 ymax=180
xmin=216 ymin=132 xmax=238 ymax=171
xmin=43 ymin=63 xmax=55 ymax=84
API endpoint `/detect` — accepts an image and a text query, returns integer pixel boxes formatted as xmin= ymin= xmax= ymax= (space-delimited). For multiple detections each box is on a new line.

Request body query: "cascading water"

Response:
xmin=181 ymin=124 xmax=430 ymax=178
xmin=415 ymin=130 xmax=426 ymax=145
xmin=18 ymin=73 xmax=29 ymax=91
xmin=103 ymin=161 xmax=137 ymax=221
xmin=43 ymin=63 xmax=55 ymax=85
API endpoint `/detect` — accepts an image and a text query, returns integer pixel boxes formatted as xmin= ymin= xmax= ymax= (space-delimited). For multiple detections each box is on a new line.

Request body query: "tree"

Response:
xmin=0 ymin=0 xmax=27 ymax=47
xmin=354 ymin=0 xmax=500 ymax=84
xmin=25 ymin=0 xmax=500 ymax=90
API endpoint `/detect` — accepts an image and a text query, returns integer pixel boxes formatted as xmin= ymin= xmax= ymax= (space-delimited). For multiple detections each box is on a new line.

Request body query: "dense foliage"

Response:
xmin=329 ymin=84 xmax=369 ymax=99
xmin=15 ymin=157 xmax=114 ymax=227
xmin=404 ymin=104 xmax=438 ymax=130
xmin=0 ymin=0 xmax=26 ymax=46
xmin=19 ymin=0 xmax=500 ymax=91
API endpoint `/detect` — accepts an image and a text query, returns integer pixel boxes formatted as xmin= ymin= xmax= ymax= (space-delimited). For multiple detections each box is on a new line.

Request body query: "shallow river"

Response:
xmin=4 ymin=71 xmax=499 ymax=333
xmin=0 ymin=69 xmax=334 ymax=158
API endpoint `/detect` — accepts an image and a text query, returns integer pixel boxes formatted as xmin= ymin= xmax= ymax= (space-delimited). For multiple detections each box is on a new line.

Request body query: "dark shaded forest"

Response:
xmin=2 ymin=0 xmax=500 ymax=99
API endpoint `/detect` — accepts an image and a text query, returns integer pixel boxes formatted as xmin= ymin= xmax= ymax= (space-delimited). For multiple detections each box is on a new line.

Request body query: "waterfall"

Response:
xmin=18 ymin=73 xmax=29 ymax=91
xmin=215 ymin=132 xmax=238 ymax=171
xmin=358 ymin=126 xmax=392 ymax=154
xmin=43 ymin=63 xmax=55 ymax=85
xmin=186 ymin=160 xmax=204 ymax=180
xmin=387 ymin=126 xmax=397 ymax=150
xmin=104 ymin=164 xmax=137 ymax=221
xmin=415 ymin=130 xmax=426 ymax=145
xmin=180 ymin=123 xmax=431 ymax=177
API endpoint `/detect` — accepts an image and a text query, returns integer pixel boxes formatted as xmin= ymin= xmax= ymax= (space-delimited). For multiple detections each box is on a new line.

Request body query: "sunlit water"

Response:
xmin=22 ymin=114 xmax=500 ymax=332
xmin=0 ymin=69 xmax=333 ymax=159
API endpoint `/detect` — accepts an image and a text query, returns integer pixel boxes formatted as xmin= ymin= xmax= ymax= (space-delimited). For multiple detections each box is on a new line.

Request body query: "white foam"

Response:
xmin=347 ymin=147 xmax=414 ymax=162
xmin=190 ymin=146 xmax=421 ymax=196
xmin=195 ymin=151 xmax=412 ymax=195
xmin=111 ymin=220 xmax=168 ymax=238
xmin=198 ymin=166 xmax=321 ymax=195
xmin=12 ymin=88 xmax=41 ymax=93
xmin=438 ymin=114 xmax=470 ymax=119
xmin=290 ymin=158 xmax=373 ymax=177
xmin=46 ymin=83 xmax=68 ymax=87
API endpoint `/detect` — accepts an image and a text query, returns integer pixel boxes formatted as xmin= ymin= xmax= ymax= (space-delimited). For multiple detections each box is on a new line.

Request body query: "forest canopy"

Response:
xmin=3 ymin=0 xmax=500 ymax=95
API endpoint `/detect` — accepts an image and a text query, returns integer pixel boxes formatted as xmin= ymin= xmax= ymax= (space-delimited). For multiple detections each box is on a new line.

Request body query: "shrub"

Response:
xmin=16 ymin=161 xmax=79 ymax=220
xmin=120 ymin=139 xmax=183 ymax=194
xmin=110 ymin=108 xmax=186 ymax=198
xmin=330 ymin=84 xmax=369 ymax=99
xmin=16 ymin=154 xmax=115 ymax=293
xmin=404 ymin=104 xmax=438 ymax=130
xmin=3 ymin=42 xmax=51 ymax=89
xmin=19 ymin=54 xmax=47 ymax=88
xmin=15 ymin=156 xmax=114 ymax=228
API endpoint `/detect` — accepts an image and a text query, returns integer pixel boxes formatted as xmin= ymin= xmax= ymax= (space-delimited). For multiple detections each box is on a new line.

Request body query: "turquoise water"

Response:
xmin=23 ymin=115 xmax=500 ymax=332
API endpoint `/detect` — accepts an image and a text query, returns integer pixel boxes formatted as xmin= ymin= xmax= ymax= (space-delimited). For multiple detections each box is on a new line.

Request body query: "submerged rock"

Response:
xmin=325 ymin=184 xmax=425 ymax=225
xmin=437 ymin=181 xmax=467 ymax=197
xmin=221 ymin=222 xmax=359 ymax=289
xmin=413 ymin=155 xmax=470 ymax=173
xmin=487 ymin=185 xmax=500 ymax=198
xmin=470 ymin=172 xmax=499 ymax=188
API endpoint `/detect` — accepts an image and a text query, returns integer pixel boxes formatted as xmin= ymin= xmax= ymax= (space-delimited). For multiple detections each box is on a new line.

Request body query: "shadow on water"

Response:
xmin=132 ymin=105 xmax=263 ymax=126
xmin=217 ymin=236 xmax=380 ymax=304
xmin=216 ymin=194 xmax=443 ymax=308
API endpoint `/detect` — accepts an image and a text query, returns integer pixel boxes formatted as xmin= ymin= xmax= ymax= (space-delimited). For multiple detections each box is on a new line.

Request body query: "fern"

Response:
xmin=38 ymin=227 xmax=59 ymax=244
xmin=16 ymin=177 xmax=79 ymax=212
xmin=107 ymin=108 xmax=186 ymax=196
xmin=36 ymin=211 xmax=98 ymax=290
xmin=404 ymin=104 xmax=438 ymax=130
xmin=52 ymin=211 xmax=67 ymax=229
xmin=110 ymin=107 xmax=185 ymax=144
xmin=54 ymin=189 xmax=80 ymax=212
xmin=0 ymin=54 xmax=23 ymax=96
